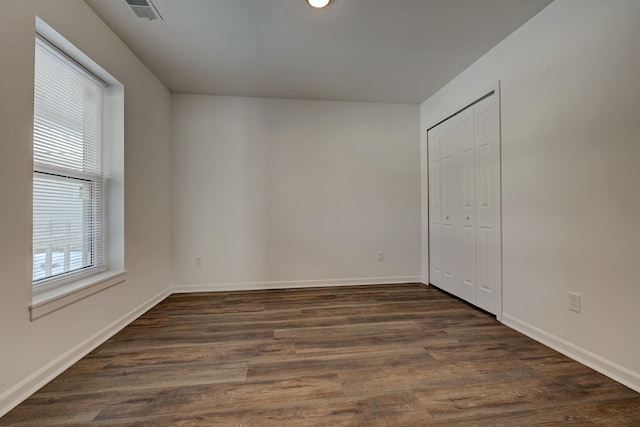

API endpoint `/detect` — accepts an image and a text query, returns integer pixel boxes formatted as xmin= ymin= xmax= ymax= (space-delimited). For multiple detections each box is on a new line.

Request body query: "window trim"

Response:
xmin=30 ymin=270 xmax=127 ymax=320
xmin=30 ymin=17 xmax=126 ymax=320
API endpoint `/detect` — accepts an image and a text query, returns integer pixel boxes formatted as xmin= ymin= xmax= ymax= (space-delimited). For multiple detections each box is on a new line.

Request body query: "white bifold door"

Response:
xmin=427 ymin=93 xmax=501 ymax=315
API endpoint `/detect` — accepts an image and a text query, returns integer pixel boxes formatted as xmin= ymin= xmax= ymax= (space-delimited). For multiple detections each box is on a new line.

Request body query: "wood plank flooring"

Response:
xmin=2 ymin=284 xmax=639 ymax=426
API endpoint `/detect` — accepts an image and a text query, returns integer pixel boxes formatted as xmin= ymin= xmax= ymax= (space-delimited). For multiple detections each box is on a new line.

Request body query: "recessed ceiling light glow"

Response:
xmin=307 ymin=0 xmax=330 ymax=8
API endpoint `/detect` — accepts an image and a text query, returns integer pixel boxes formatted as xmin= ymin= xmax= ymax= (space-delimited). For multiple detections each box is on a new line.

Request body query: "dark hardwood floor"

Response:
xmin=2 ymin=284 xmax=639 ymax=426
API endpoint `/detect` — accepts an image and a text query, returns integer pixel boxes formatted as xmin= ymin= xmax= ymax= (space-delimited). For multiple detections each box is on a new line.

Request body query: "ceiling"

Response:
xmin=84 ymin=0 xmax=553 ymax=104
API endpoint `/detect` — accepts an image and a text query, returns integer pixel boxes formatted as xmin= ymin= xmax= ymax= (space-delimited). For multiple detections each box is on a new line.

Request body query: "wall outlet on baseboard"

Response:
xmin=195 ymin=257 xmax=202 ymax=267
xmin=377 ymin=250 xmax=384 ymax=262
xmin=568 ymin=292 xmax=581 ymax=313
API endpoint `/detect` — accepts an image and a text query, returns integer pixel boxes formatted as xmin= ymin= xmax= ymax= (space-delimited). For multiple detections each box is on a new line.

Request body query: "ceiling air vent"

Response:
xmin=125 ymin=0 xmax=163 ymax=21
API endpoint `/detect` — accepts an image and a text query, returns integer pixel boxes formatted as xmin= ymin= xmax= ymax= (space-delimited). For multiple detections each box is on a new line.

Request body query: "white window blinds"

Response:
xmin=33 ymin=35 xmax=107 ymax=289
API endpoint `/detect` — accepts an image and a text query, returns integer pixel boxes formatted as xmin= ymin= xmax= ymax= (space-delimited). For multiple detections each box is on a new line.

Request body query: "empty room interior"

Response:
xmin=1 ymin=0 xmax=639 ymax=425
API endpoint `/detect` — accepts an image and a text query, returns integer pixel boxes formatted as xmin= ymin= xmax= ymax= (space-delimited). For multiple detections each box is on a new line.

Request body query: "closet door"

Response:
xmin=427 ymin=91 xmax=501 ymax=315
xmin=457 ymin=106 xmax=477 ymax=305
xmin=427 ymin=125 xmax=442 ymax=287
xmin=474 ymin=94 xmax=501 ymax=315
xmin=439 ymin=114 xmax=458 ymax=295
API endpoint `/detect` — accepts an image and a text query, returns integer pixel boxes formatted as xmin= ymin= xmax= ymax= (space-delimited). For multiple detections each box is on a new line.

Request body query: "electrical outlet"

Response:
xmin=195 ymin=257 xmax=202 ymax=267
xmin=377 ymin=251 xmax=384 ymax=262
xmin=568 ymin=292 xmax=581 ymax=313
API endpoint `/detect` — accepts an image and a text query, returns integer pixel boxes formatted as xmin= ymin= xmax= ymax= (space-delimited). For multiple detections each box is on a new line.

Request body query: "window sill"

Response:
xmin=30 ymin=270 xmax=127 ymax=321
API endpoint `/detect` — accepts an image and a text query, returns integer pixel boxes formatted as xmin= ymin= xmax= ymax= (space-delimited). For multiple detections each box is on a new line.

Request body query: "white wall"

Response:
xmin=172 ymin=95 xmax=421 ymax=289
xmin=420 ymin=0 xmax=640 ymax=391
xmin=0 ymin=0 xmax=172 ymax=414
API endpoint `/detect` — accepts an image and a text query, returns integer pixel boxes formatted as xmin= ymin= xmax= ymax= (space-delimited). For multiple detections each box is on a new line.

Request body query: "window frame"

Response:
xmin=30 ymin=17 xmax=126 ymax=320
xmin=32 ymin=33 xmax=107 ymax=294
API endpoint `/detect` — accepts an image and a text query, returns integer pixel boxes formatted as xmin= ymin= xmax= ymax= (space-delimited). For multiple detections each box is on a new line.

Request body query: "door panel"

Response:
xmin=476 ymin=144 xmax=490 ymax=208
xmin=461 ymin=223 xmax=477 ymax=299
xmin=458 ymin=107 xmax=476 ymax=304
xmin=439 ymin=115 xmax=457 ymax=294
xmin=427 ymin=126 xmax=442 ymax=286
xmin=477 ymin=225 xmax=495 ymax=290
xmin=474 ymin=94 xmax=501 ymax=315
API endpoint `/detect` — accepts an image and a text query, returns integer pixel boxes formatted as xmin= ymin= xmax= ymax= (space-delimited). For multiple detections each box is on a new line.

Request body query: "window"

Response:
xmin=30 ymin=19 xmax=125 ymax=320
xmin=32 ymin=31 xmax=113 ymax=297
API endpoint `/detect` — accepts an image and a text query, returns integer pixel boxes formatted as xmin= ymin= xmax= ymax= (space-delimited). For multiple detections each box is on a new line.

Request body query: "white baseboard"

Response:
xmin=0 ymin=288 xmax=171 ymax=419
xmin=502 ymin=313 xmax=640 ymax=393
xmin=171 ymin=276 xmax=422 ymax=293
